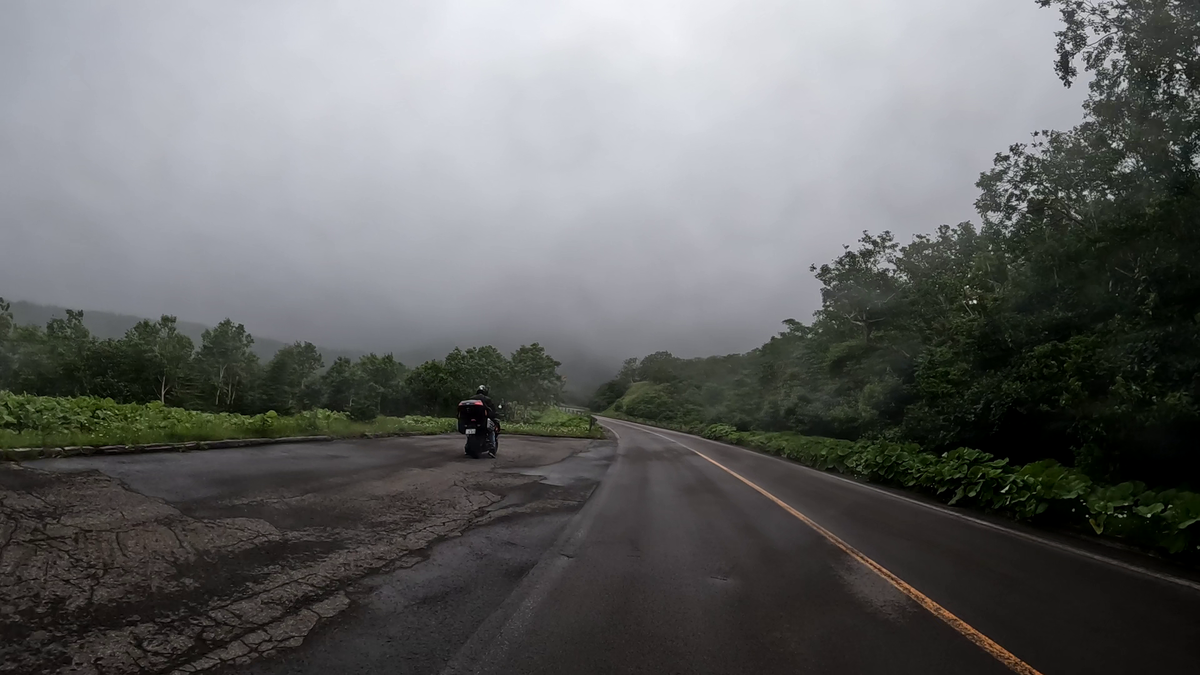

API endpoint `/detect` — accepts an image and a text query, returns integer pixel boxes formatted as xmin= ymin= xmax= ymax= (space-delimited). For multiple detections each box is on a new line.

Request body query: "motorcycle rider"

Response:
xmin=468 ymin=384 xmax=499 ymax=457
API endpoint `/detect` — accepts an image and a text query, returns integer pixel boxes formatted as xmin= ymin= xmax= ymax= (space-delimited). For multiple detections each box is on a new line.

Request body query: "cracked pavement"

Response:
xmin=1 ymin=435 xmax=600 ymax=675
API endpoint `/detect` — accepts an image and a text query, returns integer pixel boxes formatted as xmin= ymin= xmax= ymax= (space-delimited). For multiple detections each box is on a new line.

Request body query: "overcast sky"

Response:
xmin=0 ymin=0 xmax=1085 ymax=370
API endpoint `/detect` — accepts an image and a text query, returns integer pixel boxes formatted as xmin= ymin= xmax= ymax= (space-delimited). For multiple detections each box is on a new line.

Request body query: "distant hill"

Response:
xmin=7 ymin=300 xmax=367 ymax=365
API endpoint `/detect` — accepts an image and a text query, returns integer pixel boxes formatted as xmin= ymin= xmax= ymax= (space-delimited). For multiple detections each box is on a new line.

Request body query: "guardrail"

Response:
xmin=497 ymin=402 xmax=592 ymax=423
xmin=554 ymin=404 xmax=591 ymax=415
xmin=550 ymin=403 xmax=598 ymax=432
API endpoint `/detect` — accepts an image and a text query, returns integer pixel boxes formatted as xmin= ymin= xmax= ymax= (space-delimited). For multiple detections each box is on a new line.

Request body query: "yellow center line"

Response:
xmin=630 ymin=423 xmax=1044 ymax=675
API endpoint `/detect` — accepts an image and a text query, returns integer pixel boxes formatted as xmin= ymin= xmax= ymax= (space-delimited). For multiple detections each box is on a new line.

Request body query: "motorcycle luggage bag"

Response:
xmin=457 ymin=400 xmax=488 ymax=433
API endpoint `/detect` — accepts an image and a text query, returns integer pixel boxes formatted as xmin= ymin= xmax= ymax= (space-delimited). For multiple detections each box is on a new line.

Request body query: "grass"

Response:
xmin=0 ymin=414 xmax=457 ymax=449
xmin=0 ymin=409 xmax=602 ymax=450
xmin=0 ymin=391 xmax=603 ymax=450
xmin=491 ymin=407 xmax=605 ymax=439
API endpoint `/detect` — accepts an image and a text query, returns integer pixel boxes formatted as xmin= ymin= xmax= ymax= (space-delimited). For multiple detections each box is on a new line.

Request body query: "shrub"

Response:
xmin=701 ymin=424 xmax=737 ymax=440
xmin=349 ymin=395 xmax=381 ymax=422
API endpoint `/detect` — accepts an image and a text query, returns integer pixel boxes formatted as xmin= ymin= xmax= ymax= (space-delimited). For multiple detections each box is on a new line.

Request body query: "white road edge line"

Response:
xmin=600 ymin=417 xmax=1200 ymax=594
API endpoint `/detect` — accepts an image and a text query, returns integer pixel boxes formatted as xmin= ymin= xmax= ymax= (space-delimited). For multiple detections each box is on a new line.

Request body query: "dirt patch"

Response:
xmin=0 ymin=435 xmax=603 ymax=675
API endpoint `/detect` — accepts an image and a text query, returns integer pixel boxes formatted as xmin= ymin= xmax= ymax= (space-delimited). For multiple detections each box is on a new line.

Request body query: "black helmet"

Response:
xmin=477 ymin=384 xmax=489 ymax=396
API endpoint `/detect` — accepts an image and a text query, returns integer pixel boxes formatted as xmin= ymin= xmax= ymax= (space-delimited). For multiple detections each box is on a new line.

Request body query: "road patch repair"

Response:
xmin=0 ymin=434 xmax=610 ymax=675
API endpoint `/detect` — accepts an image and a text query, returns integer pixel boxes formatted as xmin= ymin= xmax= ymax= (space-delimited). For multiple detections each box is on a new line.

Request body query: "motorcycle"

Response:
xmin=456 ymin=399 xmax=500 ymax=459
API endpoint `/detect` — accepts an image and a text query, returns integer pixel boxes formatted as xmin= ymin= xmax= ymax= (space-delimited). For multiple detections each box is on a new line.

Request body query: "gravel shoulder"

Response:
xmin=0 ymin=434 xmax=609 ymax=675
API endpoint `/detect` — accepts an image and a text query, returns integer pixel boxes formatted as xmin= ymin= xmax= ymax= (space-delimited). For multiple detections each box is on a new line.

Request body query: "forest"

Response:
xmin=0 ymin=302 xmax=565 ymax=423
xmin=592 ymin=0 xmax=1200 ymax=491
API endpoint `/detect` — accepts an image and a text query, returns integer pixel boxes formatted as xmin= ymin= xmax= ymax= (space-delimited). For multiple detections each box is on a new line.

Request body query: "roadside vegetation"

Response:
xmin=503 ymin=408 xmax=604 ymax=439
xmin=596 ymin=2 xmax=1200 ymax=558
xmin=0 ymin=392 xmax=600 ymax=450
xmin=0 ymin=292 xmax=569 ymax=430
xmin=608 ymin=410 xmax=1200 ymax=558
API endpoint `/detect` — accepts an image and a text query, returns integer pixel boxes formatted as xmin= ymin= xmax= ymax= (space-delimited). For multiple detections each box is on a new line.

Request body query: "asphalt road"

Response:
xmin=11 ymin=423 xmax=1200 ymax=674
xmin=5 ymin=434 xmax=603 ymax=674
xmin=436 ymin=418 xmax=1200 ymax=675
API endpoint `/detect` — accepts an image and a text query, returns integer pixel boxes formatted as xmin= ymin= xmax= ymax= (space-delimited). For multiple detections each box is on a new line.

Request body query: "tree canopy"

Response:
xmin=0 ymin=303 xmax=567 ymax=421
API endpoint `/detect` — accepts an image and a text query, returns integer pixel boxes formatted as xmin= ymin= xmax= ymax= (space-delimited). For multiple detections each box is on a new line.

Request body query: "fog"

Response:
xmin=0 ymin=0 xmax=1085 ymax=381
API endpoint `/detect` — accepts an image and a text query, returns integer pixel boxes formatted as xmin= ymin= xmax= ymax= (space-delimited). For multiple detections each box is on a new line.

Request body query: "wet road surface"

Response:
xmin=9 ymin=422 xmax=1200 ymax=674
xmin=3 ymin=434 xmax=602 ymax=674
xmin=459 ymin=418 xmax=1195 ymax=675
xmin=224 ymin=419 xmax=1199 ymax=675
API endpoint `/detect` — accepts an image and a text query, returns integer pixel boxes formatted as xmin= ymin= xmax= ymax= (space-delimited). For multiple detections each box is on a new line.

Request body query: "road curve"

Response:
xmin=443 ymin=418 xmax=1200 ymax=675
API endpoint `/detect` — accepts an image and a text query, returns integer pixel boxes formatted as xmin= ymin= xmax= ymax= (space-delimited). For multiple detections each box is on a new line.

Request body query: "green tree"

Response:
xmin=636 ymin=351 xmax=681 ymax=384
xmin=349 ymin=383 xmax=383 ymax=422
xmin=122 ymin=316 xmax=195 ymax=404
xmin=0 ymin=298 xmax=13 ymax=389
xmin=3 ymin=324 xmax=49 ymax=395
xmin=43 ymin=310 xmax=97 ymax=397
xmin=84 ymin=338 xmax=137 ymax=402
xmin=508 ymin=343 xmax=563 ymax=406
xmin=261 ymin=342 xmax=324 ymax=414
xmin=321 ymin=356 xmax=365 ymax=412
xmin=196 ymin=319 xmax=258 ymax=410
xmin=403 ymin=359 xmax=459 ymax=415
xmin=617 ymin=357 xmax=640 ymax=385
xmin=355 ymin=353 xmax=407 ymax=415
xmin=589 ymin=379 xmax=629 ymax=411
xmin=449 ymin=345 xmax=511 ymax=398
xmin=811 ymin=231 xmax=901 ymax=345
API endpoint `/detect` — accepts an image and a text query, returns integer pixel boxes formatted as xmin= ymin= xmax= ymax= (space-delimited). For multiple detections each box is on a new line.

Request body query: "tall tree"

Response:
xmin=508 ymin=343 xmax=564 ymax=406
xmin=122 ymin=316 xmax=195 ymax=404
xmin=43 ymin=310 xmax=96 ymax=397
xmin=0 ymin=298 xmax=13 ymax=389
xmin=261 ymin=342 xmax=324 ymax=414
xmin=355 ymin=353 xmax=407 ymax=415
xmin=403 ymin=359 xmax=458 ymax=415
xmin=811 ymin=231 xmax=901 ymax=345
xmin=442 ymin=346 xmax=512 ymax=401
xmin=196 ymin=320 xmax=257 ymax=410
xmin=617 ymin=357 xmax=640 ymax=385
xmin=321 ymin=357 xmax=361 ymax=412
